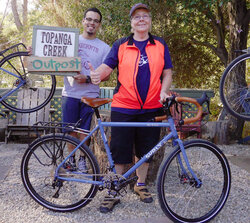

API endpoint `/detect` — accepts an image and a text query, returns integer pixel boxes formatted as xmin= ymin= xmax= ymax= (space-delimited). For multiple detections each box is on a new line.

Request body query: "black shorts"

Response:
xmin=110 ymin=111 xmax=161 ymax=164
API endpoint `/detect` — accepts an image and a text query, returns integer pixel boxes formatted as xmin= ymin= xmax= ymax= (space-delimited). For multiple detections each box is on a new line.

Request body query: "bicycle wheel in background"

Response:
xmin=0 ymin=52 xmax=56 ymax=113
xmin=21 ymin=134 xmax=100 ymax=212
xmin=219 ymin=53 xmax=250 ymax=121
xmin=157 ymin=139 xmax=231 ymax=223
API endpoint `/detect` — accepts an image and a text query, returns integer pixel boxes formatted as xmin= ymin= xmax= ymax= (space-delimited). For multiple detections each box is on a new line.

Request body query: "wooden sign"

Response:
xmin=27 ymin=57 xmax=81 ymax=74
xmin=30 ymin=25 xmax=80 ymax=76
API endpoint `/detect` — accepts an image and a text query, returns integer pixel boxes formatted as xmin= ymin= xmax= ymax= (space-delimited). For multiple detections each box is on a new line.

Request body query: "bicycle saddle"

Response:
xmin=81 ymin=97 xmax=112 ymax=108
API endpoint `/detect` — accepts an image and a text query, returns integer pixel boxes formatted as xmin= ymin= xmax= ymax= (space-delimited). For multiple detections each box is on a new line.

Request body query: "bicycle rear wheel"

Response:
xmin=0 ymin=52 xmax=56 ymax=113
xmin=21 ymin=133 xmax=100 ymax=212
xmin=219 ymin=53 xmax=250 ymax=121
xmin=157 ymin=140 xmax=231 ymax=223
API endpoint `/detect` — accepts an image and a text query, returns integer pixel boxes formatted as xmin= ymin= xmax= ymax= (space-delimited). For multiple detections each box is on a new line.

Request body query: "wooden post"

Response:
xmin=202 ymin=121 xmax=229 ymax=144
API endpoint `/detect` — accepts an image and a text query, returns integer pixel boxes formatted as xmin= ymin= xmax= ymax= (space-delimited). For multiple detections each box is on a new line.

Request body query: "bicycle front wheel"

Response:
xmin=0 ymin=52 xmax=56 ymax=113
xmin=157 ymin=140 xmax=231 ymax=223
xmin=21 ymin=134 xmax=100 ymax=212
xmin=219 ymin=53 xmax=250 ymax=121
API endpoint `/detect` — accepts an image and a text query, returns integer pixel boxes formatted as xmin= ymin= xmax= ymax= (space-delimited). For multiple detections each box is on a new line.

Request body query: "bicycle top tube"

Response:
xmin=81 ymin=94 xmax=208 ymax=126
xmin=101 ymin=121 xmax=171 ymax=128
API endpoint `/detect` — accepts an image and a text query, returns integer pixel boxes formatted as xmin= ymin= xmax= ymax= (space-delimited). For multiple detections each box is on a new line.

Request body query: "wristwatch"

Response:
xmin=86 ymin=75 xmax=92 ymax=84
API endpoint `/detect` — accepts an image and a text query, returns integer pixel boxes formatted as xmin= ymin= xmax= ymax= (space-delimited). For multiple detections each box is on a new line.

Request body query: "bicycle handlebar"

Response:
xmin=176 ymin=97 xmax=203 ymax=124
xmin=155 ymin=92 xmax=209 ymax=124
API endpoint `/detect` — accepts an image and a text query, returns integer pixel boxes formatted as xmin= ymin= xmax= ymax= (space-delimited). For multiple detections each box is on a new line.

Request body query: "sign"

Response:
xmin=30 ymin=25 xmax=80 ymax=76
xmin=27 ymin=57 xmax=81 ymax=73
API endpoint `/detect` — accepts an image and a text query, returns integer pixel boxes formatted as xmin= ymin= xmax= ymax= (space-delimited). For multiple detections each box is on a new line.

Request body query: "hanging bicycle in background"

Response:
xmin=220 ymin=48 xmax=250 ymax=121
xmin=0 ymin=26 xmax=80 ymax=113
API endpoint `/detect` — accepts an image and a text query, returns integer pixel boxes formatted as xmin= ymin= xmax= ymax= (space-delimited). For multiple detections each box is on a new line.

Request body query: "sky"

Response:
xmin=0 ymin=0 xmax=35 ymax=14
xmin=1 ymin=0 xmax=11 ymax=14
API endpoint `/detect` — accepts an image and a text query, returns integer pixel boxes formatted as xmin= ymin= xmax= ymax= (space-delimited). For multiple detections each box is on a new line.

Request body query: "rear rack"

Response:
xmin=32 ymin=121 xmax=90 ymax=137
xmin=0 ymin=43 xmax=27 ymax=58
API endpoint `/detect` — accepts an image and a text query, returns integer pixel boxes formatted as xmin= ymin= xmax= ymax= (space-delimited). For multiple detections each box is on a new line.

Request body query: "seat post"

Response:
xmin=94 ymin=108 xmax=100 ymax=119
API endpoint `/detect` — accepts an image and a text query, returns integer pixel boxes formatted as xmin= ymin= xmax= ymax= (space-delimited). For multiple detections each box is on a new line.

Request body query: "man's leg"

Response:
xmin=76 ymin=102 xmax=94 ymax=172
xmin=62 ymin=97 xmax=92 ymax=171
xmin=100 ymin=111 xmax=134 ymax=213
xmin=134 ymin=158 xmax=152 ymax=203
xmin=135 ymin=157 xmax=149 ymax=184
xmin=133 ymin=111 xmax=161 ymax=203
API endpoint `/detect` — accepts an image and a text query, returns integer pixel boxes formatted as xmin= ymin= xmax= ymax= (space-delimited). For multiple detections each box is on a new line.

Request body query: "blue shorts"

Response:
xmin=110 ymin=111 xmax=161 ymax=164
xmin=62 ymin=96 xmax=94 ymax=130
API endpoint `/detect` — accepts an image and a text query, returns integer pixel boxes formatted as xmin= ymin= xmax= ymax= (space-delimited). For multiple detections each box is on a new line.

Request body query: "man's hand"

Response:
xmin=89 ymin=63 xmax=101 ymax=85
xmin=27 ymin=46 xmax=32 ymax=55
xmin=73 ymin=73 xmax=87 ymax=83
xmin=159 ymin=91 xmax=171 ymax=104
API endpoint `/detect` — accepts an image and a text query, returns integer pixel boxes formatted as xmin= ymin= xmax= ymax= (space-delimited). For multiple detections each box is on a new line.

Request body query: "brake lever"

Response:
xmin=175 ymin=102 xmax=179 ymax=113
xmin=196 ymin=92 xmax=211 ymax=114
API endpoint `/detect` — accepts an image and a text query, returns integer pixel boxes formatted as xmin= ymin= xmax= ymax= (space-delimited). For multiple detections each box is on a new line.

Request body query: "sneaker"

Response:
xmin=134 ymin=184 xmax=153 ymax=203
xmin=99 ymin=196 xmax=120 ymax=213
xmin=78 ymin=156 xmax=88 ymax=173
xmin=63 ymin=156 xmax=77 ymax=171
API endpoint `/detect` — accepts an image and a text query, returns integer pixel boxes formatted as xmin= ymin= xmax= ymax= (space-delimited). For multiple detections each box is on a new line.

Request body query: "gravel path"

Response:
xmin=0 ymin=142 xmax=249 ymax=223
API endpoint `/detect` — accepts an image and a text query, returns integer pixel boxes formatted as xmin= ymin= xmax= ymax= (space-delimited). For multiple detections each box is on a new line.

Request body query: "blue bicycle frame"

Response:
xmin=55 ymin=115 xmax=202 ymax=187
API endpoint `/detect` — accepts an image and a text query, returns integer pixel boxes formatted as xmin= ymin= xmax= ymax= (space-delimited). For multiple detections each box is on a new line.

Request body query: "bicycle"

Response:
xmin=0 ymin=43 xmax=56 ymax=113
xmin=219 ymin=47 xmax=250 ymax=121
xmin=21 ymin=93 xmax=231 ymax=223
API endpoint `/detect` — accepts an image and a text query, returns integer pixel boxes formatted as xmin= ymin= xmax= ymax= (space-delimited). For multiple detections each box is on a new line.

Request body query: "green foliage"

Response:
xmin=1 ymin=0 xmax=248 ymax=120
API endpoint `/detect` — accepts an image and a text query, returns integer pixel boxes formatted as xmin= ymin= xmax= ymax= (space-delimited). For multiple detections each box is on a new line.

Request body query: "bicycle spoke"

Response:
xmin=158 ymin=140 xmax=231 ymax=222
xmin=21 ymin=134 xmax=99 ymax=212
xmin=220 ymin=54 xmax=250 ymax=120
xmin=0 ymin=52 xmax=56 ymax=113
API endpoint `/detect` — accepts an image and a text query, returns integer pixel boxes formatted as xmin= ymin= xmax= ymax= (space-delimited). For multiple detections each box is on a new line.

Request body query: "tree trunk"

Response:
xmin=11 ymin=0 xmax=28 ymax=44
xmin=11 ymin=0 xmax=22 ymax=31
xmin=225 ymin=0 xmax=249 ymax=140
xmin=228 ymin=0 xmax=249 ymax=61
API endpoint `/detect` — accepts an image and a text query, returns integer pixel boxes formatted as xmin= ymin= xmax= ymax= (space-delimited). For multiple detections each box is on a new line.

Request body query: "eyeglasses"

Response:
xmin=85 ymin=17 xmax=100 ymax=24
xmin=132 ymin=14 xmax=151 ymax=21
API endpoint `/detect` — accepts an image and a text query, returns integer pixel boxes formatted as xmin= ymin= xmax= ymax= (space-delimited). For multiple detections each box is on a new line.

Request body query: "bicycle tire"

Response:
xmin=21 ymin=133 xmax=100 ymax=212
xmin=157 ymin=139 xmax=231 ymax=223
xmin=0 ymin=51 xmax=56 ymax=113
xmin=219 ymin=53 xmax=250 ymax=121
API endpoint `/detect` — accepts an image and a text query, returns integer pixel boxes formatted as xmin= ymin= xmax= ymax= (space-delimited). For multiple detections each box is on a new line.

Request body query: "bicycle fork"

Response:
xmin=173 ymin=139 xmax=202 ymax=188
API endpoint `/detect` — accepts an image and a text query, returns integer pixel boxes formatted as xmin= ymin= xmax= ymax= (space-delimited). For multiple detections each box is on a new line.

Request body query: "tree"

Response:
xmin=225 ymin=0 xmax=249 ymax=139
xmin=162 ymin=0 xmax=249 ymax=140
xmin=3 ymin=0 xmax=247 ymax=140
xmin=0 ymin=0 xmax=11 ymax=50
xmin=11 ymin=0 xmax=28 ymax=44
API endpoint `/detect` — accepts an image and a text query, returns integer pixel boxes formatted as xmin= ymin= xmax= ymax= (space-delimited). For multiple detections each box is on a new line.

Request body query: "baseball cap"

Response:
xmin=129 ymin=3 xmax=150 ymax=17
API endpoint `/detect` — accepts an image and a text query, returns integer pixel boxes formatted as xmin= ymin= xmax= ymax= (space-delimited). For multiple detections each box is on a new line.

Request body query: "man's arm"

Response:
xmin=89 ymin=63 xmax=113 ymax=85
xmin=160 ymin=68 xmax=173 ymax=103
